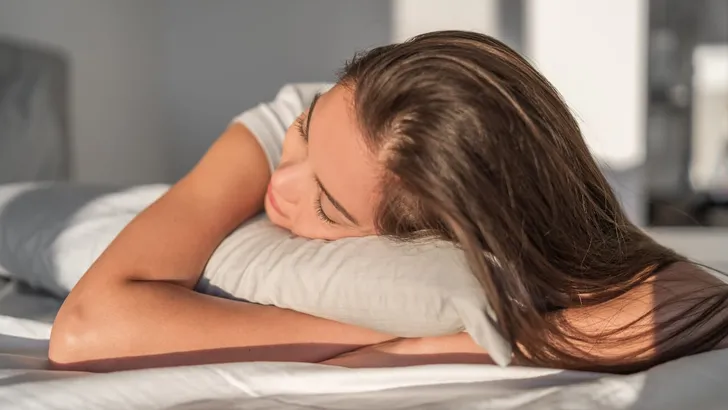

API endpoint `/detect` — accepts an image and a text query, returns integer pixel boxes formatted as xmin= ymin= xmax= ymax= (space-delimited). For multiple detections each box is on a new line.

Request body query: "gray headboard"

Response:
xmin=0 ymin=37 xmax=70 ymax=182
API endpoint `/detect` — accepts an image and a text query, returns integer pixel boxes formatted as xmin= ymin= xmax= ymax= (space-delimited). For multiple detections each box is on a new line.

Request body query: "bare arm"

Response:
xmin=321 ymin=334 xmax=493 ymax=368
xmin=52 ymin=281 xmax=392 ymax=372
xmin=49 ymin=124 xmax=392 ymax=371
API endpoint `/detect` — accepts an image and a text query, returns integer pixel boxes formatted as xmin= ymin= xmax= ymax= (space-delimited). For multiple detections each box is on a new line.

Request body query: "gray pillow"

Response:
xmin=199 ymin=214 xmax=512 ymax=366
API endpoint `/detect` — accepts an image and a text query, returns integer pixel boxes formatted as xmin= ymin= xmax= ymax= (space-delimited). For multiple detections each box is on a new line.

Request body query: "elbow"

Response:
xmin=49 ymin=294 xmax=112 ymax=371
xmin=48 ymin=300 xmax=91 ymax=370
xmin=49 ymin=279 xmax=154 ymax=372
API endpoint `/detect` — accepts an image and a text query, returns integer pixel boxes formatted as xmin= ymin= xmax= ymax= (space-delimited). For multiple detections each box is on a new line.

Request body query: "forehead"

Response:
xmin=308 ymin=85 xmax=381 ymax=227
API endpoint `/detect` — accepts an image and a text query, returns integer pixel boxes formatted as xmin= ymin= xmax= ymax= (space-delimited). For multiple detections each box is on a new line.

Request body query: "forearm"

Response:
xmin=321 ymin=334 xmax=492 ymax=368
xmin=50 ymin=281 xmax=394 ymax=372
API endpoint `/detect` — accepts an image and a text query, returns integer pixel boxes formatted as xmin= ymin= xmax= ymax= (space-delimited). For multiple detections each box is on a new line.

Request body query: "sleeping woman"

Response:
xmin=49 ymin=31 xmax=728 ymax=373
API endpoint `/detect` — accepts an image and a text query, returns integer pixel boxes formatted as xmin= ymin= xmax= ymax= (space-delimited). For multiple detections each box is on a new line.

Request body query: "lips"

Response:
xmin=266 ymin=184 xmax=288 ymax=218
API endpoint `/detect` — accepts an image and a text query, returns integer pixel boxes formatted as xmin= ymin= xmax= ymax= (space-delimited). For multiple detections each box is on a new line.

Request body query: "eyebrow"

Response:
xmin=304 ymin=93 xmax=359 ymax=226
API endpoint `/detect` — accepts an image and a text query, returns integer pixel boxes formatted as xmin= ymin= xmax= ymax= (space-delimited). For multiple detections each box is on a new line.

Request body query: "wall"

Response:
xmin=525 ymin=0 xmax=650 ymax=224
xmin=690 ymin=44 xmax=728 ymax=189
xmin=161 ymin=0 xmax=392 ymax=180
xmin=525 ymin=0 xmax=649 ymax=171
xmin=0 ymin=0 xmax=165 ymax=184
xmin=0 ymin=0 xmax=391 ymax=183
xmin=391 ymin=0 xmax=500 ymax=43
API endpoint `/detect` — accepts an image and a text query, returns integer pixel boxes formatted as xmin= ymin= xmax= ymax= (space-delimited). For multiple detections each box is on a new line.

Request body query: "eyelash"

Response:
xmin=314 ymin=196 xmax=335 ymax=225
xmin=295 ymin=116 xmax=307 ymax=141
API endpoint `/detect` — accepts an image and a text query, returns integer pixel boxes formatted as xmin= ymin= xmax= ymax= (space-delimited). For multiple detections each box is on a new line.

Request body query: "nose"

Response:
xmin=270 ymin=160 xmax=310 ymax=204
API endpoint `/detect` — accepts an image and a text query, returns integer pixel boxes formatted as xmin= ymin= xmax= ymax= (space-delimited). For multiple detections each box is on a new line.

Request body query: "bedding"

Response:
xmin=3 ymin=182 xmax=728 ymax=409
xmin=3 ymin=182 xmax=728 ymax=371
xmin=0 ymin=182 xmax=511 ymax=365
xmin=1 ymin=313 xmax=728 ymax=409
xmin=199 ymin=215 xmax=510 ymax=364
xmin=0 ymin=278 xmax=61 ymax=323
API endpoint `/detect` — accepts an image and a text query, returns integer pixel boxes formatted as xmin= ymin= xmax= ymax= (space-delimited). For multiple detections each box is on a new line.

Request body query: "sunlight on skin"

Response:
xmin=323 ymin=262 xmax=728 ymax=368
xmin=321 ymin=335 xmax=493 ymax=368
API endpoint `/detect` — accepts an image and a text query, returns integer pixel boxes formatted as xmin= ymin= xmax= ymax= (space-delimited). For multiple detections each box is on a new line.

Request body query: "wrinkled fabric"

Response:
xmin=1 ymin=314 xmax=728 ymax=410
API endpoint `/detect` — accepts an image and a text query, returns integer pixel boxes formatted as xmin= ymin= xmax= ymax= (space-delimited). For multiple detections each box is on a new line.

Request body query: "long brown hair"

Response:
xmin=339 ymin=30 xmax=728 ymax=373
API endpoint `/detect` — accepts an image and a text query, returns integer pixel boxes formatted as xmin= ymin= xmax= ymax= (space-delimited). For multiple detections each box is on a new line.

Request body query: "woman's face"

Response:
xmin=264 ymin=85 xmax=382 ymax=240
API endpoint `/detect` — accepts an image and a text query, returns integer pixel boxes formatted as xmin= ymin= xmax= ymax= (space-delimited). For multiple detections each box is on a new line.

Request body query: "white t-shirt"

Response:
xmin=232 ymin=83 xmax=333 ymax=172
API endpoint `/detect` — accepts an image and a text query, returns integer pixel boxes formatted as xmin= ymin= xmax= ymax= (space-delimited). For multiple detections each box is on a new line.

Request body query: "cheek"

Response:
xmin=279 ymin=197 xmax=346 ymax=240
xmin=288 ymin=209 xmax=374 ymax=240
xmin=288 ymin=221 xmax=351 ymax=241
xmin=287 ymin=203 xmax=337 ymax=239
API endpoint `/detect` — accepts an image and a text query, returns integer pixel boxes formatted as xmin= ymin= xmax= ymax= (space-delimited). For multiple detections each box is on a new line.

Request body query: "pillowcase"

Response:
xmin=0 ymin=182 xmax=512 ymax=366
xmin=198 ymin=215 xmax=512 ymax=365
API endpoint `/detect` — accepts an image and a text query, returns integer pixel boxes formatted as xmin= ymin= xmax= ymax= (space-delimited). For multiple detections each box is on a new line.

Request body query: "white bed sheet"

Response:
xmin=1 ymin=315 xmax=727 ymax=410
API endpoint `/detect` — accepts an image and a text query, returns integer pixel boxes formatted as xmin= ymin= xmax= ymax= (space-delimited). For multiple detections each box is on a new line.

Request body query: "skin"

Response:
xmin=264 ymin=84 xmax=728 ymax=366
xmin=264 ymin=85 xmax=379 ymax=239
xmin=50 ymin=85 xmax=726 ymax=372
xmin=48 ymin=84 xmax=490 ymax=372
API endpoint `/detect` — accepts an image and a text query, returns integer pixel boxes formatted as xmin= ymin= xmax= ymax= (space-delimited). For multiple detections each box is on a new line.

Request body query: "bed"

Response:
xmin=1 ymin=314 xmax=728 ymax=409
xmin=3 ymin=37 xmax=728 ymax=410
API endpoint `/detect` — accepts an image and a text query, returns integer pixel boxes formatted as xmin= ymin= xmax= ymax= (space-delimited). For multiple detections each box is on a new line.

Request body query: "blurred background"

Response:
xmin=0 ymin=0 xmax=726 ymax=228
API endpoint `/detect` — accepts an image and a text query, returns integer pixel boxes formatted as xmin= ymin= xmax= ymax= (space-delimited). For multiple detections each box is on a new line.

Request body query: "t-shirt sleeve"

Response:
xmin=232 ymin=83 xmax=333 ymax=172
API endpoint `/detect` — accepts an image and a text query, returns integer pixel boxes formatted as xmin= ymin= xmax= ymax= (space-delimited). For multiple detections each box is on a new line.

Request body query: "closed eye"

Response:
xmin=314 ymin=196 xmax=335 ymax=225
xmin=295 ymin=116 xmax=307 ymax=142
